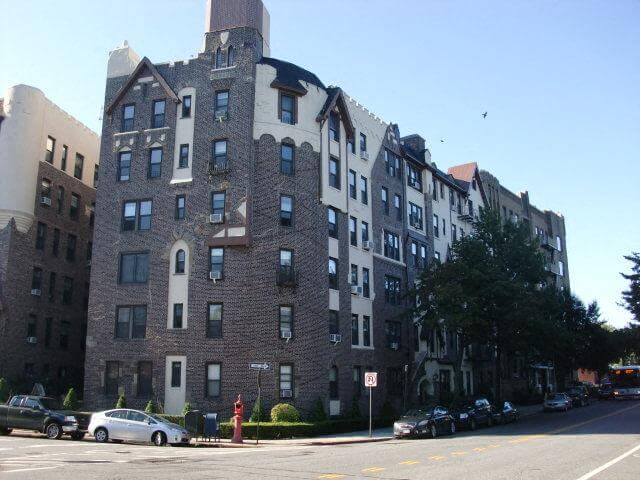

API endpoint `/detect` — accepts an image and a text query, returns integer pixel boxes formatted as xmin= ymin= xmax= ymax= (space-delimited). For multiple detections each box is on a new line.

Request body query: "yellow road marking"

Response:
xmin=451 ymin=451 xmax=467 ymax=456
xmin=487 ymin=444 xmax=502 ymax=448
xmin=473 ymin=447 xmax=487 ymax=452
xmin=318 ymin=475 xmax=345 ymax=479
xmin=429 ymin=455 xmax=446 ymax=461
xmin=362 ymin=467 xmax=385 ymax=472
xmin=399 ymin=460 xmax=421 ymax=465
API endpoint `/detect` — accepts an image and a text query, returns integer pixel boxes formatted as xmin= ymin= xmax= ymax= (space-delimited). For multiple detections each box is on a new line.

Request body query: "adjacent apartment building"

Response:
xmin=84 ymin=0 xmax=569 ymax=415
xmin=0 ymin=85 xmax=100 ymax=393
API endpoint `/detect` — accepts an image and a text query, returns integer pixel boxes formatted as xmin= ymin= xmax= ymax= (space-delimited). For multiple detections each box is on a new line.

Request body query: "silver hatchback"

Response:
xmin=88 ymin=409 xmax=190 ymax=446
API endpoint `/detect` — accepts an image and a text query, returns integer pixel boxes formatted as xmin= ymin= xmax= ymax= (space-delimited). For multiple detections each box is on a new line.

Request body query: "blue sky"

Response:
xmin=1 ymin=0 xmax=638 ymax=327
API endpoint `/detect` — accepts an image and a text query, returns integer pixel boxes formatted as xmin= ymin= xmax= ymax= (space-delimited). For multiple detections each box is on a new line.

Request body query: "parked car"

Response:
xmin=0 ymin=395 xmax=90 ymax=440
xmin=598 ymin=384 xmax=614 ymax=400
xmin=450 ymin=397 xmax=495 ymax=430
xmin=566 ymin=385 xmax=590 ymax=407
xmin=492 ymin=401 xmax=520 ymax=424
xmin=88 ymin=409 xmax=190 ymax=446
xmin=543 ymin=393 xmax=572 ymax=412
xmin=393 ymin=405 xmax=456 ymax=439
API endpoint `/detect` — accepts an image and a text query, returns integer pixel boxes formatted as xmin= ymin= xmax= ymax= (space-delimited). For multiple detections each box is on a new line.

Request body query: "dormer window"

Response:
xmin=329 ymin=112 xmax=340 ymax=142
xmin=279 ymin=92 xmax=295 ymax=124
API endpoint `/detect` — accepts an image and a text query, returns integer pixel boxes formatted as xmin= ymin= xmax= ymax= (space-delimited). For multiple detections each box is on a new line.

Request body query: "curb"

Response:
xmin=192 ymin=436 xmax=394 ymax=448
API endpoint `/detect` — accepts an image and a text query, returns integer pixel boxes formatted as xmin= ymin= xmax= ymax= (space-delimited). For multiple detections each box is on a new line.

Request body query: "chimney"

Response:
xmin=401 ymin=134 xmax=426 ymax=154
xmin=205 ymin=0 xmax=271 ymax=56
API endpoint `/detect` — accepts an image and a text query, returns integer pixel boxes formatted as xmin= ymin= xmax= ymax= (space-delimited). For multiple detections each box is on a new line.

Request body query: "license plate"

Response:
xmin=402 ymin=429 xmax=411 ymax=434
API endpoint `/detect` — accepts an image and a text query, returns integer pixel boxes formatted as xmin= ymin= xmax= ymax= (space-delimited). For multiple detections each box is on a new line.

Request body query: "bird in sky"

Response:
xmin=440 ymin=138 xmax=445 ymax=143
xmin=482 ymin=111 xmax=488 ymax=119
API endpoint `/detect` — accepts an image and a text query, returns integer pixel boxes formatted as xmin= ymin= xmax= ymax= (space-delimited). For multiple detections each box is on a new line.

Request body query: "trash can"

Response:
xmin=203 ymin=413 xmax=219 ymax=441
xmin=185 ymin=410 xmax=203 ymax=438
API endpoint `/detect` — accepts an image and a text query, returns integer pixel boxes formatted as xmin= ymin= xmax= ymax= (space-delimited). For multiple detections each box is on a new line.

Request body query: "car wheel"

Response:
xmin=94 ymin=427 xmax=109 ymax=443
xmin=71 ymin=432 xmax=86 ymax=441
xmin=450 ymin=421 xmax=456 ymax=435
xmin=0 ymin=428 xmax=11 ymax=435
xmin=45 ymin=422 xmax=63 ymax=440
xmin=429 ymin=424 xmax=438 ymax=439
xmin=152 ymin=431 xmax=167 ymax=447
xmin=470 ymin=419 xmax=477 ymax=430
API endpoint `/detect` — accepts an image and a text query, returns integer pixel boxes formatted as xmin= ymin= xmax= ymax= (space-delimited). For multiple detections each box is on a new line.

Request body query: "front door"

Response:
xmin=164 ymin=356 xmax=186 ymax=415
xmin=126 ymin=410 xmax=153 ymax=442
xmin=21 ymin=398 xmax=45 ymax=430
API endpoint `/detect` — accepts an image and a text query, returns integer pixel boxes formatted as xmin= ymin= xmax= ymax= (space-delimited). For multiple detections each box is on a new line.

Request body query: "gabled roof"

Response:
xmin=448 ymin=162 xmax=488 ymax=204
xmin=316 ymin=87 xmax=354 ymax=138
xmin=105 ymin=57 xmax=179 ymax=115
xmin=259 ymin=57 xmax=325 ymax=95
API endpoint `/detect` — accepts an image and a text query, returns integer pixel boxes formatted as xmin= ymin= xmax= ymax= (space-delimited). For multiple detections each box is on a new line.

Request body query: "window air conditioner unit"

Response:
xmin=360 ymin=151 xmax=369 ymax=160
xmin=209 ymin=271 xmax=222 ymax=281
xmin=214 ymin=110 xmax=228 ymax=122
xmin=350 ymin=285 xmax=362 ymax=295
xmin=412 ymin=221 xmax=422 ymax=230
xmin=362 ymin=241 xmax=373 ymax=251
xmin=281 ymin=330 xmax=292 ymax=340
xmin=280 ymin=389 xmax=293 ymax=398
xmin=209 ymin=213 xmax=223 ymax=224
xmin=26 ymin=336 xmax=37 ymax=345
xmin=30 ymin=289 xmax=41 ymax=296
xmin=40 ymin=197 xmax=51 ymax=206
xmin=390 ymin=342 xmax=399 ymax=350
xmin=330 ymin=334 xmax=342 ymax=343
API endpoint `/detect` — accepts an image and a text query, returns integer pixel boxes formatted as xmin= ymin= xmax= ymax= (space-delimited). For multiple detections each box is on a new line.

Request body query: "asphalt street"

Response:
xmin=0 ymin=400 xmax=638 ymax=480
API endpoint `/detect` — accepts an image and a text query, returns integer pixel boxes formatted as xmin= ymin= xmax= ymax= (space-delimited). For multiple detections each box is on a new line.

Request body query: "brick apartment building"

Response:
xmin=84 ymin=0 xmax=570 ymax=416
xmin=0 ymin=85 xmax=100 ymax=393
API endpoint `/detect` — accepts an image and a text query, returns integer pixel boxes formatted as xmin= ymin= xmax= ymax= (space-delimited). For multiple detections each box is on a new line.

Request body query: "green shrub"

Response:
xmin=309 ymin=398 xmax=327 ymax=422
xmin=0 ymin=378 xmax=9 ymax=403
xmin=62 ymin=388 xmax=79 ymax=410
xmin=250 ymin=397 xmax=269 ymax=422
xmin=182 ymin=402 xmax=193 ymax=416
xmin=270 ymin=403 xmax=300 ymax=423
xmin=144 ymin=400 xmax=157 ymax=414
xmin=115 ymin=394 xmax=126 ymax=409
xmin=348 ymin=398 xmax=362 ymax=419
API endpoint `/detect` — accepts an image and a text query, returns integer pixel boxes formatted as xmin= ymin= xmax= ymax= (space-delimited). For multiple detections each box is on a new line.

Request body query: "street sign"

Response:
xmin=249 ymin=363 xmax=270 ymax=370
xmin=364 ymin=372 xmax=377 ymax=387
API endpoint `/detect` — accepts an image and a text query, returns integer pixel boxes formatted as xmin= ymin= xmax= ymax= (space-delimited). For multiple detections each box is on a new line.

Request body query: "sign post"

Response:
xmin=249 ymin=363 xmax=270 ymax=445
xmin=364 ymin=372 xmax=377 ymax=438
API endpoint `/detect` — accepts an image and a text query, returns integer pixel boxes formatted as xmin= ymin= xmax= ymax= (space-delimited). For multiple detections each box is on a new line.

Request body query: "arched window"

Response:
xmin=215 ymin=47 xmax=225 ymax=69
xmin=175 ymin=249 xmax=186 ymax=274
xmin=227 ymin=46 xmax=235 ymax=67
xmin=329 ymin=366 xmax=339 ymax=399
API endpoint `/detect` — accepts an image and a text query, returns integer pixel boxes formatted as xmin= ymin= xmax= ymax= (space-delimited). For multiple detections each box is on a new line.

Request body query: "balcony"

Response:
xmin=544 ymin=263 xmax=561 ymax=276
xmin=277 ymin=267 xmax=298 ymax=287
xmin=540 ymin=236 xmax=559 ymax=251
xmin=208 ymin=159 xmax=229 ymax=175
xmin=457 ymin=208 xmax=473 ymax=222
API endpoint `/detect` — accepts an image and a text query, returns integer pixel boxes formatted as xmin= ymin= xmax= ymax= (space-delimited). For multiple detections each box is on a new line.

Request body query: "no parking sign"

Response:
xmin=364 ymin=372 xmax=377 ymax=388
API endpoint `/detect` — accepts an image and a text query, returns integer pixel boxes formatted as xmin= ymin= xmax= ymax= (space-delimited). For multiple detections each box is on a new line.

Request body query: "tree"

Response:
xmin=115 ymin=394 xmax=126 ymax=409
xmin=62 ymin=388 xmax=79 ymax=410
xmin=250 ymin=397 xmax=269 ymax=422
xmin=0 ymin=378 xmax=9 ymax=403
xmin=144 ymin=400 xmax=157 ymax=414
xmin=621 ymin=252 xmax=640 ymax=324
xmin=182 ymin=402 xmax=193 ymax=416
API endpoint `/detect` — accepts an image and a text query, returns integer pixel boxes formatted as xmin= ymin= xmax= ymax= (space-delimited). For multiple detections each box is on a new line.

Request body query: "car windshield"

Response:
xmin=403 ymin=408 xmax=433 ymax=417
xmin=39 ymin=398 xmax=61 ymax=410
xmin=149 ymin=414 xmax=182 ymax=429
xmin=566 ymin=388 xmax=581 ymax=394
xmin=548 ymin=394 xmax=565 ymax=401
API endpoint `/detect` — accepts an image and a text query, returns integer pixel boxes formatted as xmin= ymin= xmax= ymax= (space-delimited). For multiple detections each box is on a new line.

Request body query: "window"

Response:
xmin=175 ymin=250 xmax=185 ymax=274
xmin=558 ymin=261 xmax=564 ymax=277
xmin=74 ymin=153 xmax=84 ymax=179
xmin=359 ymin=133 xmax=367 ymax=153
xmin=381 ymin=187 xmax=388 ymax=214
xmin=432 ymin=179 xmax=438 ymax=201
xmin=468 ymin=199 xmax=474 ymax=217
xmin=207 ymin=191 xmax=225 ymax=222
xmin=227 ymin=45 xmax=235 ymax=65
xmin=45 ymin=136 xmax=55 ymax=163
xmin=385 ymin=321 xmax=401 ymax=349
xmin=350 ymin=264 xmax=358 ymax=285
xmin=451 ymin=224 xmax=457 ymax=242
xmin=385 ymin=150 xmax=400 ymax=178
xmin=329 ymin=112 xmax=340 ymax=141
xmin=209 ymin=248 xmax=224 ymax=279
xmin=360 ymin=176 xmax=368 ymax=205
xmin=181 ymin=95 xmax=192 ymax=118
xmin=52 ymin=229 xmax=60 ymax=256
xmin=361 ymin=221 xmax=369 ymax=244
xmin=328 ymin=207 xmax=338 ymax=238
xmin=384 ymin=275 xmax=401 ymax=305
xmin=70 ymin=193 xmax=80 ymax=219
xmin=556 ymin=235 xmax=562 ymax=252
xmin=62 ymin=277 xmax=74 ymax=304
xmin=215 ymin=47 xmax=225 ymax=68
xmin=420 ymin=245 xmax=427 ymax=267
xmin=349 ymin=217 xmax=357 ymax=246
xmin=178 ymin=144 xmax=189 ymax=168
xmin=329 ymin=310 xmax=340 ymax=336
xmin=353 ymin=366 xmax=362 ymax=397
xmin=115 ymin=306 xmax=147 ymax=339
xmin=215 ymin=90 xmax=229 ymax=114
xmin=172 ymin=303 xmax=184 ymax=329
xmin=171 ymin=361 xmax=182 ymax=388
xmin=48 ymin=272 xmax=56 ymax=301
xmin=45 ymin=318 xmax=52 ymax=347
xmin=41 ymin=179 xmax=51 ymax=203
xmin=329 ymin=156 xmax=340 ymax=188
xmin=328 ymin=257 xmax=338 ymax=289
xmin=348 ymin=170 xmax=357 ymax=199
xmin=61 ymin=145 xmax=68 ymax=171
xmin=384 ymin=230 xmax=400 ymax=261
xmin=207 ymin=303 xmax=223 ymax=338
xmin=442 ymin=218 xmax=446 ymax=237
xmin=35 ymin=222 xmax=46 ymax=250
xmin=57 ymin=186 xmax=64 ymax=213
xmin=280 ymin=195 xmax=293 ymax=227
xmin=433 ymin=214 xmax=439 ymax=237
xmin=207 ymin=363 xmax=221 ymax=397
xmin=394 ymin=194 xmax=402 ymax=220
xmin=434 ymin=251 xmax=441 ymax=262
xmin=66 ymin=234 xmax=77 ymax=261
xmin=351 ymin=314 xmax=359 ymax=346
xmin=280 ymin=144 xmax=294 ymax=175
xmin=149 ymin=148 xmax=162 ymax=178
xmin=175 ymin=195 xmax=186 ymax=220
xmin=472 ymin=178 xmax=477 ymax=190
xmin=211 ymin=139 xmax=227 ymax=170
xmin=122 ymin=200 xmax=152 ymax=231
xmin=347 ymin=137 xmax=355 ymax=154
xmin=31 ymin=267 xmax=43 ymax=291
xmin=93 ymin=164 xmax=99 ymax=188
xmin=362 ymin=268 xmax=370 ymax=298
xmin=122 ymin=104 xmax=135 ymax=132
xmin=279 ymin=305 xmax=293 ymax=338
xmin=105 ymin=362 xmax=119 ymax=395
xmin=363 ymin=316 xmax=371 ymax=347
xmin=279 ymin=249 xmax=294 ymax=283
xmin=409 ymin=202 xmax=423 ymax=230
xmin=407 ymin=163 xmax=422 ymax=191
xmin=280 ymin=92 xmax=295 ymax=124
xmin=329 ymin=366 xmax=339 ymax=399
xmin=411 ymin=241 xmax=419 ymax=268
xmin=152 ymin=100 xmax=165 ymax=128
xmin=440 ymin=182 xmax=445 ymax=199
xmin=119 ymin=252 xmax=149 ymax=284
xmin=137 ymin=362 xmax=153 ymax=397
xmin=279 ymin=364 xmax=293 ymax=397
xmin=118 ymin=151 xmax=132 ymax=181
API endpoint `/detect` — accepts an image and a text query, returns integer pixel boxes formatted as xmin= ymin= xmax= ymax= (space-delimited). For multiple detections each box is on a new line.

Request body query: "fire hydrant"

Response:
xmin=231 ymin=394 xmax=244 ymax=444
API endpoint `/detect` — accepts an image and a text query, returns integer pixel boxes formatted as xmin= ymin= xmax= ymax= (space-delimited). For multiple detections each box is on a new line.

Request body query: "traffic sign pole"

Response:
xmin=364 ymin=372 xmax=377 ymax=438
xmin=369 ymin=385 xmax=372 ymax=437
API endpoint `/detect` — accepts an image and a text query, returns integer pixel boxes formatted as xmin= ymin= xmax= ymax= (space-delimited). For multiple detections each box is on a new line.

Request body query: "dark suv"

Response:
xmin=565 ymin=385 xmax=590 ymax=407
xmin=450 ymin=397 xmax=495 ymax=430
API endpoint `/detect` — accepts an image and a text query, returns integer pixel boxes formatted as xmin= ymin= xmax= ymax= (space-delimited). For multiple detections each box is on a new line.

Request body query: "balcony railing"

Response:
xmin=277 ymin=267 xmax=298 ymax=287
xmin=208 ymin=159 xmax=229 ymax=175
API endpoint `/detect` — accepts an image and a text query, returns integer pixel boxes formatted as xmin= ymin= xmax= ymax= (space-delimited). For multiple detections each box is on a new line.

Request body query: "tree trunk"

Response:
xmin=494 ymin=343 xmax=503 ymax=404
